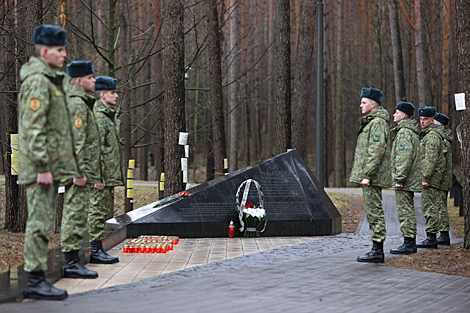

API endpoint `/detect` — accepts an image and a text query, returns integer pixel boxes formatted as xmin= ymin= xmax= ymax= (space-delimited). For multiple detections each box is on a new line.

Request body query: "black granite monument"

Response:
xmin=108 ymin=149 xmax=341 ymax=237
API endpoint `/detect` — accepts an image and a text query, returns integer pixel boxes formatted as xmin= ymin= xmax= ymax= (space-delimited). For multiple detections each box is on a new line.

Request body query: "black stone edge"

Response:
xmin=296 ymin=153 xmax=342 ymax=234
xmin=0 ymin=227 xmax=127 ymax=304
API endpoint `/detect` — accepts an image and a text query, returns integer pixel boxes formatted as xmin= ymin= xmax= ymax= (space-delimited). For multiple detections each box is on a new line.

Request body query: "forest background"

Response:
xmin=0 ymin=0 xmax=462 ymax=232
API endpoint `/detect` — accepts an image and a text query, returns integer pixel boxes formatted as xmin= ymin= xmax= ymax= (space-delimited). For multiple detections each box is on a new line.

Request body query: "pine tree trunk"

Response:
xmin=456 ymin=0 xmax=470 ymax=249
xmin=163 ymin=0 xmax=185 ymax=196
xmin=205 ymin=0 xmax=226 ymax=178
xmin=415 ymin=0 xmax=426 ymax=107
xmin=334 ymin=0 xmax=345 ymax=187
xmin=120 ymin=0 xmax=133 ymax=212
xmin=388 ymin=0 xmax=406 ymax=102
xmin=291 ymin=0 xmax=315 ymax=162
xmin=266 ymin=0 xmax=275 ymax=160
xmin=228 ymin=0 xmax=240 ymax=172
xmin=274 ymin=0 xmax=291 ymax=155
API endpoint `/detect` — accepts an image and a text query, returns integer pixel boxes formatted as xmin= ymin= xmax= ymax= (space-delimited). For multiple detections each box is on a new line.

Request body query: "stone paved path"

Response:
xmin=2 ymin=188 xmax=468 ymax=313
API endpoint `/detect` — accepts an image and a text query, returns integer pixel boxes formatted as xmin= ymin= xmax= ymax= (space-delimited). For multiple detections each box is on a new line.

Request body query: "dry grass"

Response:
xmin=385 ymin=199 xmax=470 ymax=277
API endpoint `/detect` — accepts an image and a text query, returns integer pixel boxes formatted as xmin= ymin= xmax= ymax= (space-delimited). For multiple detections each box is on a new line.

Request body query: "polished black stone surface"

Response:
xmin=107 ymin=150 xmax=341 ymax=237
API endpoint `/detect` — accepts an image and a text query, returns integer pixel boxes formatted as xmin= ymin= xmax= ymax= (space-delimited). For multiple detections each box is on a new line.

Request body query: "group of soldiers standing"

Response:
xmin=18 ymin=25 xmax=124 ymax=300
xmin=351 ymin=87 xmax=453 ymax=263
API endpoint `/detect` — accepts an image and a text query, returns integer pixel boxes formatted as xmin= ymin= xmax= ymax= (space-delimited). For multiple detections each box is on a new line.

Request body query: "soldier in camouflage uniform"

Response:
xmin=417 ymin=106 xmax=446 ymax=249
xmin=60 ymin=61 xmax=102 ymax=279
xmin=88 ymin=76 xmax=123 ymax=264
xmin=350 ymin=87 xmax=392 ymax=263
xmin=18 ymin=25 xmax=86 ymax=300
xmin=389 ymin=102 xmax=421 ymax=255
xmin=433 ymin=113 xmax=453 ymax=246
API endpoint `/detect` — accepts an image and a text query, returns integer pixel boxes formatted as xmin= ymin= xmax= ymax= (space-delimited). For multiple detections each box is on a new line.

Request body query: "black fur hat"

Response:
xmin=434 ymin=113 xmax=450 ymax=125
xmin=417 ymin=106 xmax=436 ymax=117
xmin=67 ymin=61 xmax=94 ymax=78
xmin=33 ymin=25 xmax=67 ymax=46
xmin=396 ymin=101 xmax=415 ymax=116
xmin=360 ymin=87 xmax=383 ymax=103
xmin=95 ymin=76 xmax=118 ymax=90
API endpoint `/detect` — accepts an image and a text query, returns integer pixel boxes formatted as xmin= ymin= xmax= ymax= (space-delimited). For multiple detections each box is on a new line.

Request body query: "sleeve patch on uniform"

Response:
xmin=30 ymin=98 xmax=40 ymax=111
xmin=55 ymin=91 xmax=62 ymax=96
xmin=373 ymin=134 xmax=380 ymax=142
xmin=74 ymin=117 xmax=83 ymax=128
xmin=428 ymin=143 xmax=435 ymax=149
xmin=398 ymin=143 xmax=404 ymax=150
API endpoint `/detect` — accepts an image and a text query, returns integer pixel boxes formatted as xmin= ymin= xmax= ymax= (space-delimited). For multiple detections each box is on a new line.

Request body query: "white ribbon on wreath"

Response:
xmin=236 ymin=179 xmax=266 ymax=233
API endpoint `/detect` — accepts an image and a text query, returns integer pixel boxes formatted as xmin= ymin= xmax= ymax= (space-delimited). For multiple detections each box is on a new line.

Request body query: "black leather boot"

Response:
xmin=25 ymin=271 xmax=68 ymax=301
xmin=416 ymin=232 xmax=438 ymax=248
xmin=64 ymin=250 xmax=98 ymax=279
xmin=390 ymin=237 xmax=417 ymax=255
xmin=90 ymin=241 xmax=119 ymax=264
xmin=437 ymin=231 xmax=450 ymax=246
xmin=357 ymin=241 xmax=384 ymax=263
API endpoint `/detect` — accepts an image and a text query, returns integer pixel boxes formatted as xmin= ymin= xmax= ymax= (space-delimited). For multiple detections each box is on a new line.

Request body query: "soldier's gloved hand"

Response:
xmin=73 ymin=176 xmax=87 ymax=187
xmin=37 ymin=172 xmax=53 ymax=189
xmin=422 ymin=181 xmax=429 ymax=188
xmin=361 ymin=179 xmax=370 ymax=187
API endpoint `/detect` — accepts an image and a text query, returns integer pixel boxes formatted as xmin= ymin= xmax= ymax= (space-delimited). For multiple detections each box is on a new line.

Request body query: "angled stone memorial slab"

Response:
xmin=107 ymin=149 xmax=341 ymax=237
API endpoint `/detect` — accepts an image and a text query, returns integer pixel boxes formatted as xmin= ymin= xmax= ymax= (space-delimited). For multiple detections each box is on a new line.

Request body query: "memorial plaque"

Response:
xmin=107 ymin=149 xmax=341 ymax=237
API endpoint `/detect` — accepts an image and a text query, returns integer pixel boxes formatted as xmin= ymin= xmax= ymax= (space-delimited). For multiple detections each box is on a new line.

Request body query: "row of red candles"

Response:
xmin=123 ymin=244 xmax=172 ymax=253
xmin=123 ymin=236 xmax=180 ymax=253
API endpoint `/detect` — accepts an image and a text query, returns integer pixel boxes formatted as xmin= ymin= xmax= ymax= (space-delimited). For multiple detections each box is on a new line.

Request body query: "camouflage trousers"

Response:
xmin=438 ymin=190 xmax=450 ymax=232
xmin=88 ymin=186 xmax=113 ymax=242
xmin=61 ymin=183 xmax=91 ymax=252
xmin=395 ymin=190 xmax=417 ymax=238
xmin=363 ymin=185 xmax=386 ymax=242
xmin=24 ymin=181 xmax=59 ymax=272
xmin=422 ymin=186 xmax=440 ymax=233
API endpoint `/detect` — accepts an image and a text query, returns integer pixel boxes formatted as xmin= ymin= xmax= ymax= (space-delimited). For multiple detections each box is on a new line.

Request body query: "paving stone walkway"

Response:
xmin=3 ymin=189 xmax=468 ymax=313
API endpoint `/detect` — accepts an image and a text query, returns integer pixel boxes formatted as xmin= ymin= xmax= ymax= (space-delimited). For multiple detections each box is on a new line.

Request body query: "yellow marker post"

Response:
xmin=160 ymin=173 xmax=165 ymax=191
xmin=126 ymin=160 xmax=135 ymax=204
xmin=10 ymin=134 xmax=18 ymax=145
xmin=224 ymin=158 xmax=228 ymax=170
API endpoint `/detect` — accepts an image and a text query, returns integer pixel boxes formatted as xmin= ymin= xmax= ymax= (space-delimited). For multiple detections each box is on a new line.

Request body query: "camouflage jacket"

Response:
xmin=66 ymin=83 xmax=102 ymax=184
xmin=18 ymin=57 xmax=81 ymax=185
xmin=350 ymin=106 xmax=392 ymax=188
xmin=433 ymin=126 xmax=453 ymax=191
xmin=93 ymin=100 xmax=124 ymax=187
xmin=390 ymin=118 xmax=422 ymax=192
xmin=420 ymin=123 xmax=446 ymax=189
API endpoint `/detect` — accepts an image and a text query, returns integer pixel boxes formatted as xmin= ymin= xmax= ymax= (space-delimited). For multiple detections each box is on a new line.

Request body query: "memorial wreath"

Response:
xmin=236 ymin=179 xmax=267 ymax=237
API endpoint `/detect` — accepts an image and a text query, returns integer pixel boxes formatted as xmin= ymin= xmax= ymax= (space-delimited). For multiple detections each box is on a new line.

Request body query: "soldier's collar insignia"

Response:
xmin=109 ymin=121 xmax=115 ymax=126
xmin=55 ymin=90 xmax=62 ymax=96
xmin=429 ymin=143 xmax=435 ymax=149
xmin=30 ymin=98 xmax=40 ymax=111
xmin=374 ymin=118 xmax=380 ymax=120
xmin=75 ymin=117 xmax=83 ymax=128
